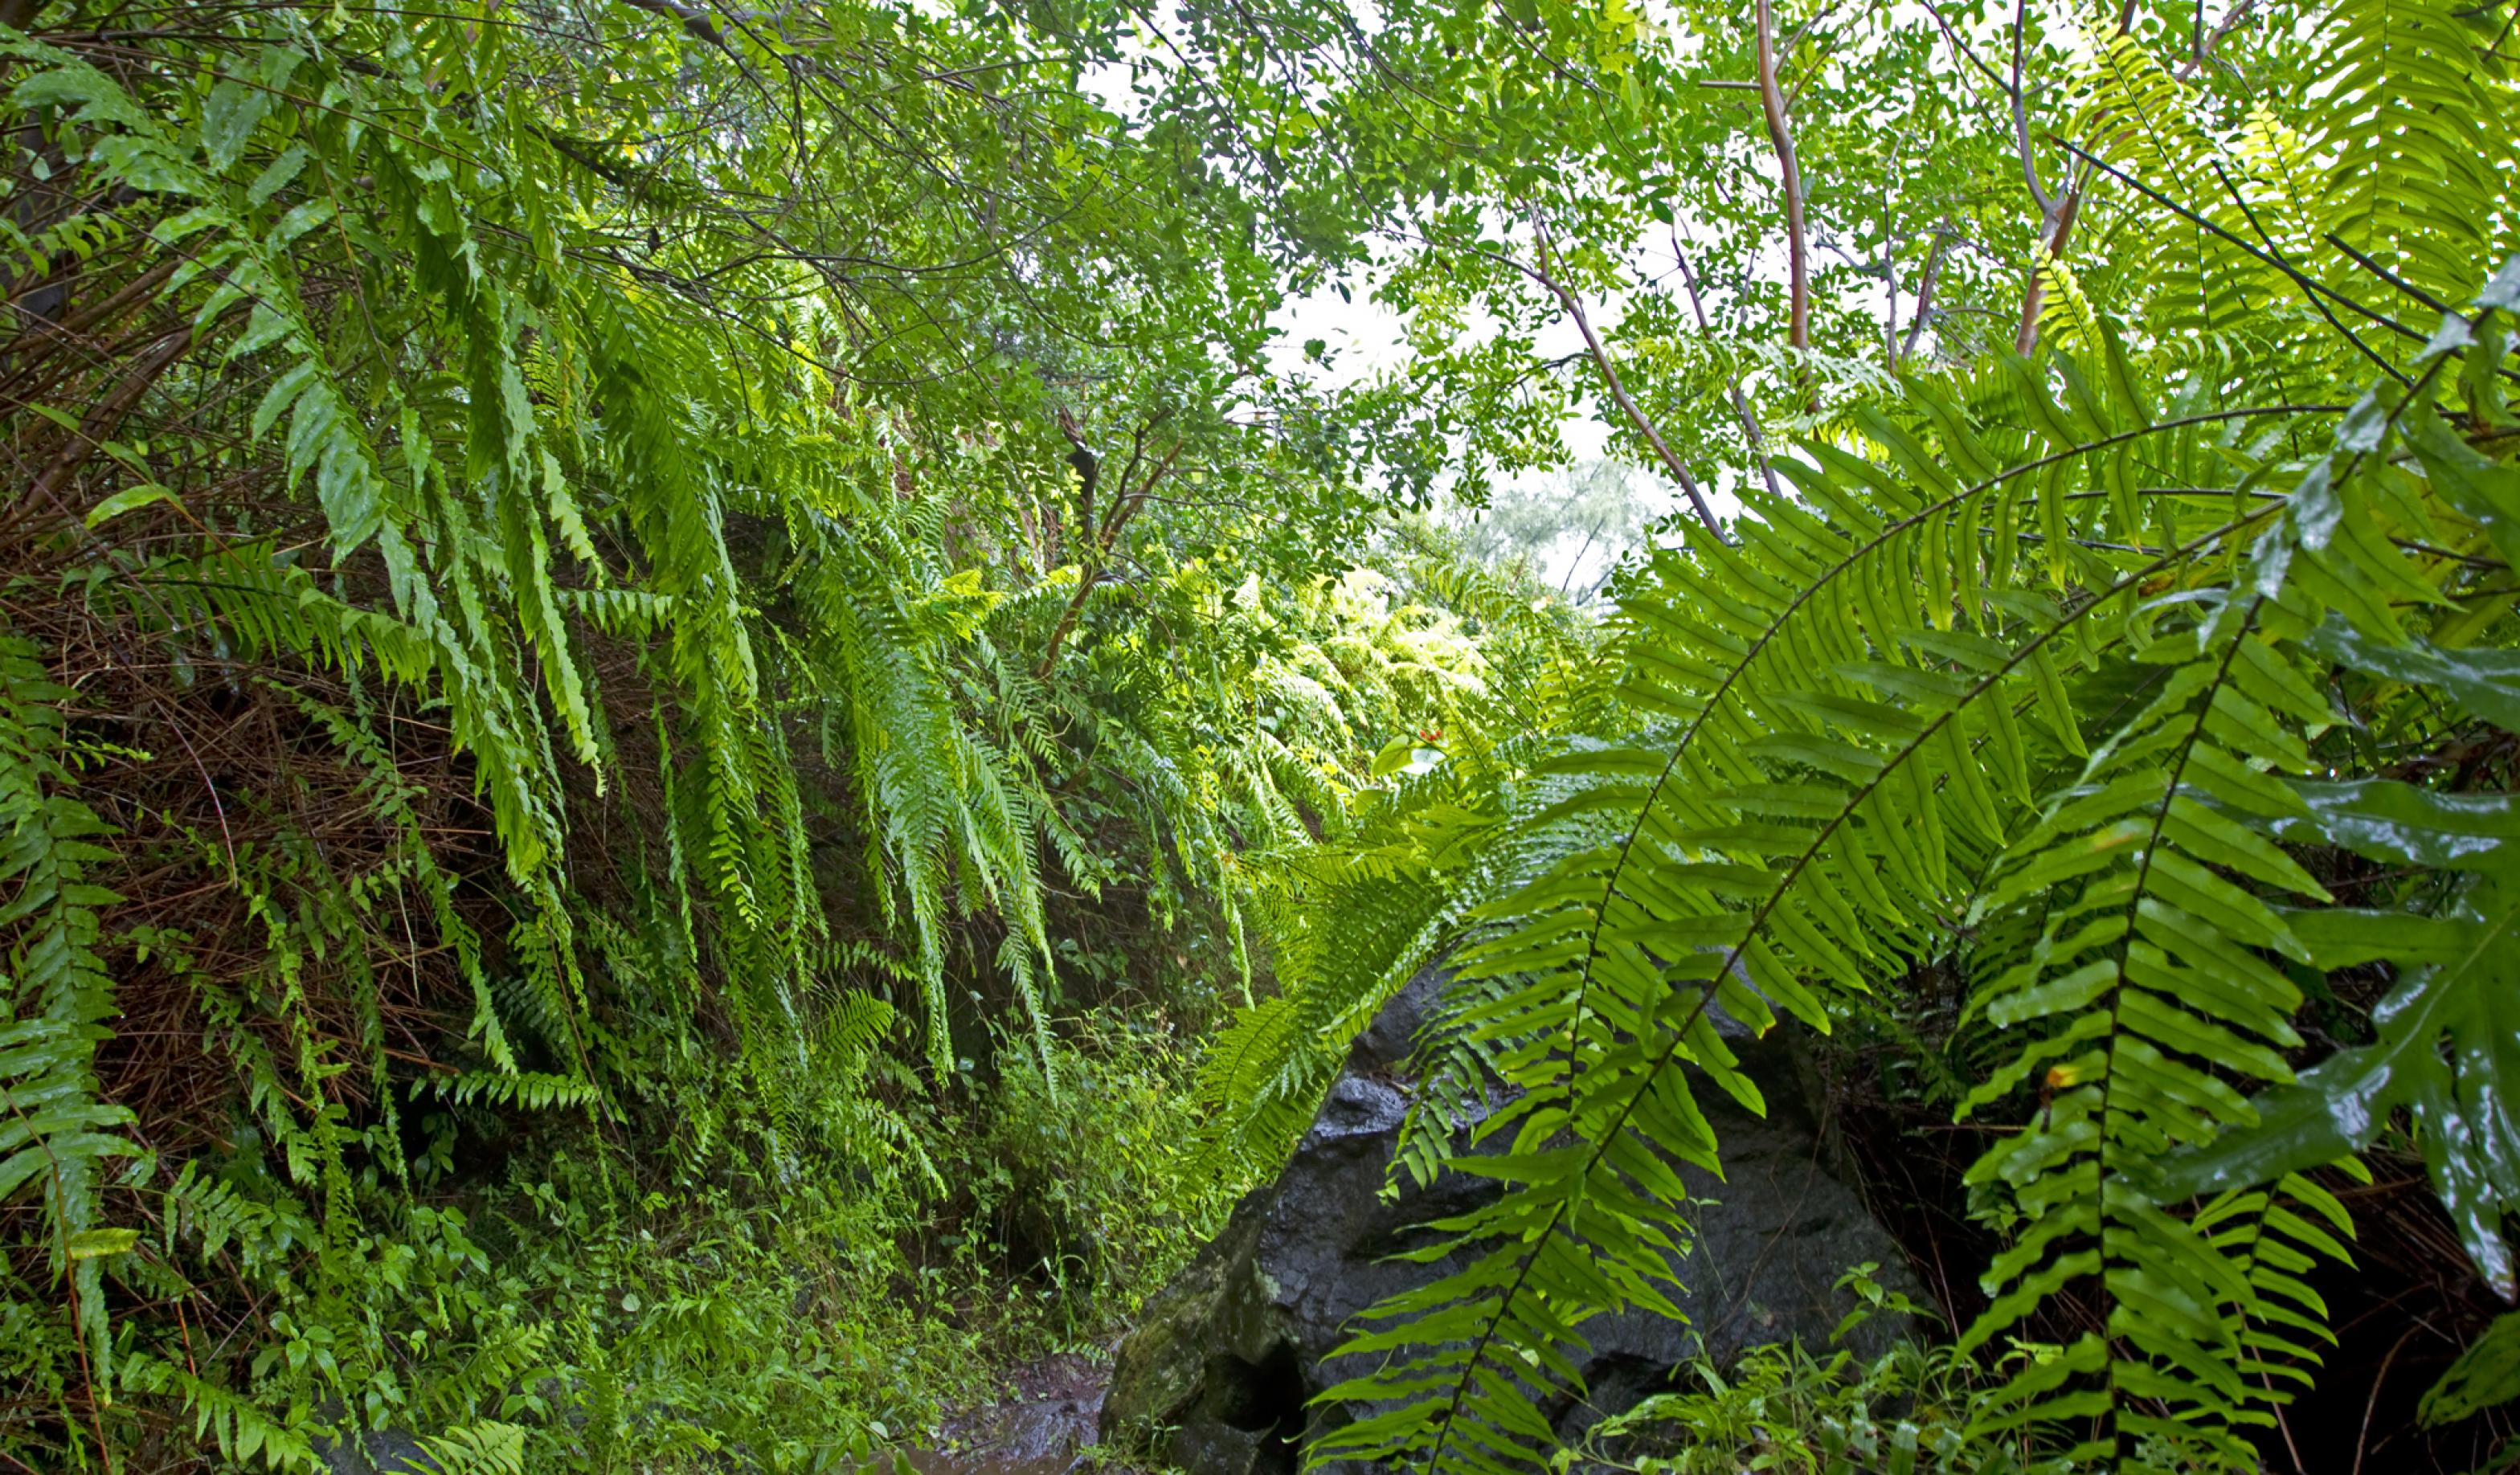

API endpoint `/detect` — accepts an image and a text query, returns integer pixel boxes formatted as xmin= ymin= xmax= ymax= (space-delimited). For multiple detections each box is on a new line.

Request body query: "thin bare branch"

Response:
xmin=1755 ymin=0 xmax=1813 ymax=396
xmin=1526 ymin=215 xmax=1728 ymax=537
xmin=1671 ymin=231 xmax=1782 ymax=502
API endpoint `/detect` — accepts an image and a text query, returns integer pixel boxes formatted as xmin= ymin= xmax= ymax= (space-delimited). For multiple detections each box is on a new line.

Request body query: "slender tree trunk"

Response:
xmin=1755 ymin=0 xmax=1811 ymax=400
xmin=2015 ymin=190 xmax=2081 ymax=353
xmin=2014 ymin=0 xmax=2144 ymax=353
xmin=1900 ymin=229 xmax=1948 ymax=364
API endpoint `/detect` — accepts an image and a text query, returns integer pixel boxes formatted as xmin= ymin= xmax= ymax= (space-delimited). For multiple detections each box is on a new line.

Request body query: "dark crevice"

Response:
xmin=1199 ymin=1342 xmax=1305 ymax=1473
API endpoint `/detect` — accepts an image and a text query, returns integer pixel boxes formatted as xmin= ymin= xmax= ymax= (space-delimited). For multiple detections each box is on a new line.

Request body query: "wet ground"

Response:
xmin=894 ymin=1351 xmax=1114 ymax=1475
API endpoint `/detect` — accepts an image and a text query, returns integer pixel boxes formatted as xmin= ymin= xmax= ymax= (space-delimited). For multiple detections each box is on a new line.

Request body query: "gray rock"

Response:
xmin=926 ymin=1350 xmax=1107 ymax=1474
xmin=1102 ymin=968 xmax=1922 ymax=1473
xmin=1342 ymin=962 xmax=1448 ymax=1076
xmin=317 ymin=1428 xmax=435 ymax=1475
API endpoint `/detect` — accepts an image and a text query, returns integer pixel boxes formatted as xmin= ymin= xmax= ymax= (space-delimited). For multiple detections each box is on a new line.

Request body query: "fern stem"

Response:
xmin=2050 ymin=137 xmax=2432 ymax=361
xmin=2087 ymin=594 xmax=2266 ymax=1457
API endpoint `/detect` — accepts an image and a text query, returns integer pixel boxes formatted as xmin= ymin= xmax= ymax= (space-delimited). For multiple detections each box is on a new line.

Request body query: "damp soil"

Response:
xmin=890 ymin=1350 xmax=1117 ymax=1475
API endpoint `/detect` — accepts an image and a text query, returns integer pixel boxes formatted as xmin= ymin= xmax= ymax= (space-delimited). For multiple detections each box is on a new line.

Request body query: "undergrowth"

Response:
xmin=947 ymin=1013 xmax=1245 ymax=1350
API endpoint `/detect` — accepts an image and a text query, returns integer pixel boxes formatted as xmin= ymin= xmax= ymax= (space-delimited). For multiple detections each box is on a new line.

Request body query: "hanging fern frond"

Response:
xmin=1196 ymin=758 xmax=1507 ymax=1175
xmin=1955 ymin=590 xmax=2340 ymax=1468
xmin=0 ymin=634 xmax=141 ymax=1413
xmin=1309 ymin=348 xmax=2271 ymax=1467
xmin=1959 ymin=296 xmax=2516 ymax=1465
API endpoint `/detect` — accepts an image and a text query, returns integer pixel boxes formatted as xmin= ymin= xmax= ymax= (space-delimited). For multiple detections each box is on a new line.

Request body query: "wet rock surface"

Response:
xmin=317 ymin=1429 xmax=433 ymax=1475
xmin=1102 ymin=968 xmax=1923 ymax=1475
xmin=898 ymin=1351 xmax=1110 ymax=1475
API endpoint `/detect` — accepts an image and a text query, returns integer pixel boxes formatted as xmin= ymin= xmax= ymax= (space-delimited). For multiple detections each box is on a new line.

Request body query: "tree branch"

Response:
xmin=1527 ymin=215 xmax=1728 ymax=537
xmin=618 ymin=0 xmax=730 ymax=49
xmin=2010 ymin=0 xmax=2051 ymax=214
xmin=1900 ymin=227 xmax=1950 ymax=364
xmin=1671 ymin=232 xmax=1782 ymax=502
xmin=1756 ymin=0 xmax=1812 ymax=400
xmin=2015 ymin=0 xmax=2154 ymax=352
xmin=1036 ymin=419 xmax=1180 ymax=682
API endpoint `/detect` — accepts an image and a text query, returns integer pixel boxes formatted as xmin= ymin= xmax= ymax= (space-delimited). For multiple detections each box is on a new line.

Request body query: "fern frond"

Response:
xmin=0 ymin=634 xmax=141 ymax=1401
xmin=121 ymin=1353 xmax=322 ymax=1473
xmin=1310 ymin=353 xmax=2323 ymax=1468
xmin=2314 ymin=0 xmax=2519 ymax=307
xmin=1960 ymin=309 xmax=2511 ymax=1464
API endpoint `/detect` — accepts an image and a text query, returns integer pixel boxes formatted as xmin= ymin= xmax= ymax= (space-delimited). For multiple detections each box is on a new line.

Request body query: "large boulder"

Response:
xmin=1102 ymin=969 xmax=1923 ymax=1475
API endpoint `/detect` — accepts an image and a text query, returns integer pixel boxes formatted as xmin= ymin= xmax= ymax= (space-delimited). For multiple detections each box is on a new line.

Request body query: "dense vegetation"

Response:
xmin=1 ymin=0 xmax=2514 ymax=1472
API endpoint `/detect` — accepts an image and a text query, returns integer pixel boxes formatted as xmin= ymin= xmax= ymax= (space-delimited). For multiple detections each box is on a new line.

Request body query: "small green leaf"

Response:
xmin=2158 ymin=872 xmax=2520 ymax=1295
xmin=200 ymin=77 xmax=269 ymax=174
xmin=84 ymin=484 xmax=183 ymax=528
xmin=2279 ymin=780 xmax=2520 ymax=874
xmin=65 ymin=1227 xmax=139 ymax=1260
xmin=2027 ymin=648 xmax=2084 ymax=755
xmin=2305 ymin=617 xmax=2520 ymax=733
xmin=246 ymin=142 xmax=310 ymax=206
xmin=2421 ymin=1312 xmax=2520 ymax=1427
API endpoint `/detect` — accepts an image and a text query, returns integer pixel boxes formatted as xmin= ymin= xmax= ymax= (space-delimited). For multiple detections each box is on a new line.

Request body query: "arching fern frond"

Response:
xmin=1957 ymin=295 xmax=2515 ymax=1467
xmin=1307 ymin=349 xmax=2324 ymax=1468
xmin=2314 ymin=0 xmax=2520 ymax=308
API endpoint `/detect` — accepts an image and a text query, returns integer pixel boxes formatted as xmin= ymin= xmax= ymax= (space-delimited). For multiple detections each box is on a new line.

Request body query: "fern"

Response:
xmin=1197 ymin=761 xmax=1501 ymax=1172
xmin=2161 ymin=748 xmax=2520 ymax=1298
xmin=1192 ymin=558 xmax=1588 ymax=1178
xmin=1308 ymin=259 xmax=2520 ymax=1465
xmin=1315 ymin=360 xmax=2162 ymax=1467
xmin=3 ymin=0 xmax=2511 ymax=1467
xmin=121 ymin=1352 xmax=323 ymax=1473
xmin=407 ymin=1419 xmax=529 ymax=1475
xmin=1957 ymin=591 xmax=2338 ymax=1467
xmin=0 ymin=635 xmax=141 ymax=1416
xmin=419 ymin=1072 xmax=604 ymax=1113
xmin=2314 ymin=0 xmax=2520 ymax=307
xmin=0 ymin=2 xmax=1379 ymax=1461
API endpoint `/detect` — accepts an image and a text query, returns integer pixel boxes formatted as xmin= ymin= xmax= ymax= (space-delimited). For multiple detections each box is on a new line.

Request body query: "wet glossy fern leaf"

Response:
xmin=1309 ymin=280 xmax=2520 ymax=1469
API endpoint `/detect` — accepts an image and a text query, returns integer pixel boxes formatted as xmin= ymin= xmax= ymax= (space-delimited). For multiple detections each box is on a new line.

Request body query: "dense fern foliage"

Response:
xmin=6 ymin=0 xmax=2518 ymax=1468
xmin=0 ymin=2 xmax=1549 ymax=1468
xmin=1156 ymin=2 xmax=2520 ymax=1471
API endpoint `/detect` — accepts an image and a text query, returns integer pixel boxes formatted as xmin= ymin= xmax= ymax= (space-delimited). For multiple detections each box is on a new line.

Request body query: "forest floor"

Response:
xmin=900 ymin=1350 xmax=1116 ymax=1475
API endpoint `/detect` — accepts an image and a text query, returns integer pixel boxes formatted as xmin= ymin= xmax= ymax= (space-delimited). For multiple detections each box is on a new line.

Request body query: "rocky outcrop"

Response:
xmin=317 ymin=1428 xmax=432 ymax=1475
xmin=1102 ymin=969 xmax=1923 ymax=1475
xmin=903 ymin=1351 xmax=1107 ymax=1475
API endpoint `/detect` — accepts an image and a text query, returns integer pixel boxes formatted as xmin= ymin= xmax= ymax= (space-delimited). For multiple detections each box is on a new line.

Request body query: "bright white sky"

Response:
xmin=1264 ymin=268 xmax=1686 ymax=595
xmin=1089 ymin=0 xmax=2043 ymax=590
